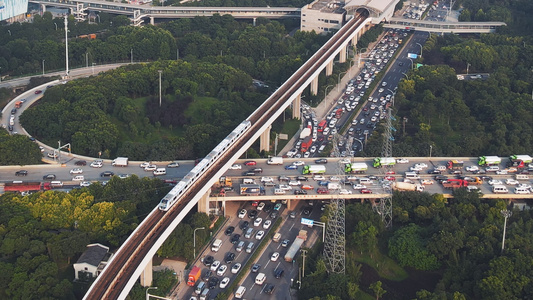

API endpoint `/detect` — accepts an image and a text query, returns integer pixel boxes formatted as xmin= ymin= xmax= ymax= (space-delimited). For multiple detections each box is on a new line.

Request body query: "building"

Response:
xmin=73 ymin=243 xmax=113 ymax=281
xmin=301 ymin=0 xmax=346 ymax=34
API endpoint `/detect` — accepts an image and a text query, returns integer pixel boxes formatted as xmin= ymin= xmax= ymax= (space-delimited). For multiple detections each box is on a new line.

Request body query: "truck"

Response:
xmin=344 ymin=162 xmax=368 ymax=174
xmin=284 ymin=230 xmax=308 ymax=262
xmin=239 ymin=184 xmax=264 ymax=196
xmin=111 ymin=157 xmax=129 ymax=167
xmin=15 ymin=101 xmax=22 ymax=109
xmin=373 ymin=157 xmax=396 ymax=168
xmin=299 ymin=128 xmax=311 ymax=140
xmin=301 ymin=136 xmax=313 ymax=153
xmin=187 ymin=266 xmax=201 ymax=287
xmin=211 ymin=239 xmax=223 ymax=252
xmin=302 ymin=165 xmax=326 ymax=175
xmin=327 ymin=182 xmax=341 ymax=190
xmin=478 ymin=156 xmax=501 ymax=166
xmin=464 ymin=176 xmax=483 ymax=185
xmin=446 ymin=160 xmax=464 ymax=170
xmin=267 ymin=157 xmax=284 ymax=165
xmin=392 ymin=182 xmax=424 ymax=192
xmin=442 ymin=179 xmax=468 ymax=189
xmin=219 ymin=176 xmax=232 ymax=187
xmin=3 ymin=182 xmax=51 ymax=192
xmin=508 ymin=155 xmax=532 ymax=168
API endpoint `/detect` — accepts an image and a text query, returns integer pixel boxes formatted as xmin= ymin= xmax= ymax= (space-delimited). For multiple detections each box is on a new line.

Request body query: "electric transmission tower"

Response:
xmin=376 ymin=107 xmax=396 ymax=229
xmin=323 ymin=134 xmax=346 ymax=274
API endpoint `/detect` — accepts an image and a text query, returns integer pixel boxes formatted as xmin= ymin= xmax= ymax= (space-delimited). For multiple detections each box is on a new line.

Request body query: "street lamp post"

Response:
xmin=130 ymin=48 xmax=133 ymax=64
xmin=408 ymin=57 xmax=414 ymax=70
xmin=324 ymin=85 xmax=333 ymax=110
xmin=158 ymin=70 xmax=162 ymax=107
xmin=145 ymin=287 xmax=158 ymax=300
xmin=353 ymin=138 xmax=364 ymax=152
xmin=466 ymin=63 xmax=471 ymax=75
xmin=401 ymin=72 xmax=409 ymax=80
xmin=387 ymin=88 xmax=395 ymax=106
xmin=42 ymin=60 xmax=45 ymax=75
xmin=429 ymin=145 xmax=433 ymax=159
xmin=64 ymin=16 xmax=69 ymax=77
xmin=193 ymin=227 xmax=205 ymax=259
xmin=501 ymin=210 xmax=512 ymax=253
xmin=85 ymin=52 xmax=88 ymax=68
xmin=416 ymin=43 xmax=423 ymax=56
xmin=92 ymin=62 xmax=95 ymax=75
xmin=337 ymin=71 xmax=347 ymax=92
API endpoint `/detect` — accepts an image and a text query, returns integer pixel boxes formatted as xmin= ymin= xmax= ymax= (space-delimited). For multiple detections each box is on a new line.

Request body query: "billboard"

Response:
xmin=407 ymin=53 xmax=418 ymax=59
xmin=0 ymin=0 xmax=29 ymax=21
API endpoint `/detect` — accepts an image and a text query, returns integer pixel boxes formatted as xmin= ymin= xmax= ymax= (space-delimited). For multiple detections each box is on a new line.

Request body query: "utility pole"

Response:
xmin=301 ymin=249 xmax=307 ymax=277
xmin=131 ymin=48 xmax=133 ymax=64
xmin=158 ymin=70 xmax=162 ymax=107
xmin=64 ymin=15 xmax=69 ymax=77
xmin=501 ymin=210 xmax=512 ymax=253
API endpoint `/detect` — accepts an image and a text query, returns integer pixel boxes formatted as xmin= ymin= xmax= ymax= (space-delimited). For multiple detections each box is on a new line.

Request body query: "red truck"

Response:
xmin=187 ymin=266 xmax=201 ymax=287
xmin=446 ymin=160 xmax=464 ymax=170
xmin=442 ymin=179 xmax=468 ymax=189
xmin=300 ymin=136 xmax=313 ymax=153
xmin=4 ymin=182 xmax=51 ymax=192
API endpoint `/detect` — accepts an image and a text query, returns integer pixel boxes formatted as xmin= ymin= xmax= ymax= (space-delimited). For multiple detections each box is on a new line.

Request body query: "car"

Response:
xmin=43 ymin=174 xmax=56 ymax=180
xmin=201 ymin=269 xmax=212 ymax=281
xmin=208 ymin=277 xmax=219 ymax=289
xmin=251 ymin=264 xmax=261 ymax=273
xmin=15 ymin=170 xmax=28 ymax=176
xmin=263 ymin=220 xmax=272 ymax=229
xmin=271 ymin=252 xmax=280 ymax=261
xmin=264 ymin=283 xmax=275 ymax=295
xmin=70 ymin=168 xmax=83 ymax=174
xmin=261 ymin=176 xmax=274 ymax=183
xmin=244 ymin=161 xmax=257 ymax=166
xmin=281 ymin=239 xmax=290 ymax=247
xmin=80 ymin=181 xmax=91 ymax=187
xmin=466 ymin=165 xmax=479 ymax=172
xmin=292 ymin=161 xmax=305 ymax=166
xmin=257 ymin=202 xmax=265 ymax=211
xmin=118 ymin=174 xmax=130 ymax=179
xmin=167 ymin=162 xmax=180 ymax=168
xmin=505 ymin=178 xmax=519 ymax=185
xmin=315 ymin=158 xmax=328 ymax=164
xmin=238 ymin=209 xmax=247 ymax=219
xmin=496 ymin=170 xmax=508 ymax=175
xmin=139 ymin=162 xmax=150 ymax=168
xmin=396 ymin=158 xmax=409 ymax=164
xmin=270 ymin=211 xmax=278 ymax=219
xmin=229 ymin=164 xmax=242 ymax=170
xmin=427 ymin=169 xmax=441 ymax=174
xmin=302 ymin=206 xmax=312 ymax=215
xmin=339 ymin=189 xmax=352 ymax=195
xmin=225 ymin=226 xmax=235 ymax=236
xmin=100 ymin=171 xmax=114 ymax=177
xmin=317 ymin=187 xmax=329 ymax=194
xmin=360 ymin=189 xmax=373 ymax=194
xmin=289 ymin=211 xmax=296 ymax=219
xmin=519 ymin=183 xmax=532 ymax=189
xmin=217 ymin=265 xmax=228 ymax=276
xmin=203 ymin=255 xmax=214 ymax=267
xmin=301 ymin=184 xmax=314 ymax=190
xmin=47 ymin=152 xmax=58 ymax=159
xmin=294 ymin=189 xmax=307 ymax=195
xmin=34 ymin=90 xmax=42 ymax=94
xmin=255 ymin=230 xmax=265 ymax=240
xmin=210 ymin=260 xmax=221 ymax=271
xmin=225 ymin=253 xmax=236 ymax=264
xmin=144 ymin=164 xmax=157 ymax=171
xmin=313 ymin=175 xmax=326 ymax=181
xmin=90 ymin=160 xmax=103 ymax=168
xmin=278 ymin=184 xmax=292 ymax=191
xmin=285 ymin=164 xmax=298 ymax=170
xmin=75 ymin=160 xmax=87 ymax=166
xmin=384 ymin=176 xmax=396 ymax=181
xmin=488 ymin=179 xmax=503 ymax=186
xmin=254 ymin=218 xmax=263 ymax=227
xmin=248 ymin=210 xmax=258 ymax=219
xmin=231 ymin=263 xmax=242 ymax=274
xmin=414 ymin=163 xmax=428 ymax=169
xmin=219 ymin=276 xmax=230 ymax=288
xmin=264 ymin=204 xmax=273 ymax=213
xmin=288 ymin=180 xmax=301 ymax=186
xmin=6 ymin=125 xmax=13 ymax=131
xmin=274 ymin=268 xmax=284 ymax=278
xmin=421 ymin=179 xmax=434 ymax=185
xmin=352 ymin=184 xmax=366 ymax=190
xmin=279 ymin=176 xmax=290 ymax=182
xmin=239 ymin=221 xmax=249 ymax=230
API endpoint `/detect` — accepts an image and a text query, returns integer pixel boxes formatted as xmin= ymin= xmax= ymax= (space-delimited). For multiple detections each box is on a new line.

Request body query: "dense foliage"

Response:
xmin=0 ymin=129 xmax=42 ymax=165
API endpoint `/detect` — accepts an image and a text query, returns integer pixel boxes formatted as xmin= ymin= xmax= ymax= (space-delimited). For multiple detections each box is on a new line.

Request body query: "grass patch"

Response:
xmin=184 ymin=96 xmax=219 ymax=124
xmin=356 ymin=290 xmax=376 ymax=300
xmin=353 ymin=250 xmax=408 ymax=281
xmin=274 ymin=118 xmax=301 ymax=153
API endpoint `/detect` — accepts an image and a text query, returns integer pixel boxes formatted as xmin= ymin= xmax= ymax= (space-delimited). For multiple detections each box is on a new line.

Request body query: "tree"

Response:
xmin=370 ymin=281 xmax=386 ymax=300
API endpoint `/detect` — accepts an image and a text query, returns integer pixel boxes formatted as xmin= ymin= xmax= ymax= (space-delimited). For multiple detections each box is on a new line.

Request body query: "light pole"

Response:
xmin=7 ymin=29 xmax=11 ymax=36
xmin=466 ymin=62 xmax=471 ymax=75
xmin=416 ymin=43 xmax=423 ymax=56
xmin=158 ymin=70 xmax=162 ymax=107
xmin=401 ymin=72 xmax=409 ymax=80
xmin=193 ymin=227 xmax=205 ymax=259
xmin=42 ymin=60 xmax=45 ymax=75
xmin=145 ymin=287 xmax=157 ymax=300
xmin=408 ymin=57 xmax=414 ymax=70
xmin=92 ymin=62 xmax=95 ymax=75
xmin=54 ymin=23 xmax=57 ymax=30
xmin=387 ymin=88 xmax=395 ymax=106
xmin=501 ymin=210 xmax=512 ymax=253
xmin=324 ymin=85 xmax=333 ymax=110
xmin=429 ymin=145 xmax=433 ymax=159
xmin=85 ymin=52 xmax=88 ymax=68
xmin=130 ymin=48 xmax=133 ymax=64
xmin=354 ymin=138 xmax=364 ymax=152
xmin=337 ymin=71 xmax=347 ymax=92
xmin=64 ymin=16 xmax=69 ymax=77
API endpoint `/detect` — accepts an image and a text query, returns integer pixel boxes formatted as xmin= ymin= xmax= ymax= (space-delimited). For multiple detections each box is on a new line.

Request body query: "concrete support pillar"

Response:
xmin=41 ymin=4 xmax=46 ymax=12
xmin=352 ymin=35 xmax=358 ymax=47
xmin=253 ymin=18 xmax=256 ymax=26
xmin=326 ymin=60 xmax=333 ymax=76
xmin=339 ymin=47 xmax=347 ymax=63
xmin=259 ymin=125 xmax=272 ymax=152
xmin=139 ymin=257 xmax=153 ymax=287
xmin=150 ymin=17 xmax=154 ymax=25
xmin=197 ymin=191 xmax=210 ymax=214
xmin=292 ymin=94 xmax=301 ymax=119
xmin=310 ymin=77 xmax=319 ymax=96
xmin=286 ymin=199 xmax=292 ymax=210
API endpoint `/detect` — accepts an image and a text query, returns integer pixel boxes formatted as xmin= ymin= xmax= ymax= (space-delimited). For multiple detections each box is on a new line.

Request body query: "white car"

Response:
xmin=72 ymin=175 xmax=84 ymax=181
xmin=421 ymin=179 xmax=434 ymax=185
xmin=144 ymin=164 xmax=157 ymax=171
xmin=80 ymin=181 xmax=91 ymax=187
xmin=339 ymin=189 xmax=352 ymax=195
xmin=278 ymin=184 xmax=292 ymax=191
xmin=217 ymin=265 xmax=228 ymax=276
xmin=261 ymin=177 xmax=274 ymax=183
xmin=515 ymin=188 xmax=531 ymax=194
xmin=466 ymin=166 xmax=479 ymax=172
xmin=288 ymin=180 xmax=301 ymax=186
xmin=292 ymin=161 xmax=305 ymax=166
xmin=220 ymin=277 xmax=230 ymax=288
xmin=396 ymin=158 xmax=409 ymax=164
xmin=313 ymin=175 xmax=326 ymax=181
xmin=238 ymin=209 xmax=247 ymax=219
xmin=488 ymin=179 xmax=503 ymax=186
xmin=167 ymin=162 xmax=180 ymax=168
xmin=352 ymin=184 xmax=367 ymax=190
xmin=90 ymin=160 xmax=103 ymax=168
xmin=303 ymin=152 xmax=310 ymax=158
xmin=271 ymin=252 xmax=280 ymax=261
xmin=505 ymin=178 xmax=519 ymax=185
xmin=347 ymin=176 xmax=358 ymax=181
xmin=263 ymin=220 xmax=272 ymax=229
xmin=414 ymin=163 xmax=428 ymax=169
xmin=496 ymin=170 xmax=508 ymax=175
xmin=339 ymin=158 xmax=351 ymax=164
xmin=257 ymin=202 xmax=265 ymax=211
xmin=310 ymin=146 xmax=317 ymax=153
xmin=435 ymin=165 xmax=447 ymax=171
xmin=254 ymin=218 xmax=263 ymax=227
xmin=410 ymin=166 xmax=424 ymax=172
xmin=255 ymin=230 xmax=265 ymax=240
xmin=229 ymin=164 xmax=242 ymax=170
xmin=210 ymin=260 xmax=220 ymax=272
xmin=330 ymin=176 xmax=341 ymax=181
xmin=69 ymin=168 xmax=83 ymax=174
xmin=518 ymin=183 xmax=532 ymax=189
xmin=231 ymin=263 xmax=241 ymax=274
xmin=139 ymin=162 xmax=150 ymax=168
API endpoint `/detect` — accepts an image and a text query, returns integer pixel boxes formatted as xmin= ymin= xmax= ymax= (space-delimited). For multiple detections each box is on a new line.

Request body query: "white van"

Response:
xmin=485 ymin=166 xmax=500 ymax=172
xmin=405 ymin=172 xmax=420 ymax=180
xmin=199 ymin=288 xmax=210 ymax=300
xmin=516 ymin=174 xmax=530 ymax=180
xmin=195 ymin=281 xmax=206 ymax=295
xmin=246 ymin=241 xmax=255 ymax=253
xmin=235 ymin=286 xmax=246 ymax=299
xmin=514 ymin=187 xmax=530 ymax=194
xmin=255 ymin=273 xmax=266 ymax=285
xmin=359 ymin=177 xmax=372 ymax=184
xmin=153 ymin=168 xmax=166 ymax=176
xmin=492 ymin=185 xmax=508 ymax=194
xmin=236 ymin=241 xmax=245 ymax=252
xmin=245 ymin=228 xmax=254 ymax=239
xmin=242 ymin=178 xmax=255 ymax=184
xmin=50 ymin=181 xmax=63 ymax=188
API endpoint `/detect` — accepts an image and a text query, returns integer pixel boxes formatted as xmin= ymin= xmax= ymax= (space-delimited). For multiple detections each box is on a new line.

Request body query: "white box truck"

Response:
xmin=211 ymin=239 xmax=222 ymax=252
xmin=267 ymin=157 xmax=283 ymax=165
xmin=112 ymin=157 xmax=129 ymax=167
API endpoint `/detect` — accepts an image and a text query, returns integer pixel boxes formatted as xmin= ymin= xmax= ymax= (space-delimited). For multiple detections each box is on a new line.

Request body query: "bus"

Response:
xmin=317 ymin=120 xmax=327 ymax=132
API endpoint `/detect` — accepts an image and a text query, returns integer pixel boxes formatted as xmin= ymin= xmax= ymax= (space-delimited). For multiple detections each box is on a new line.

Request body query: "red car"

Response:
xmin=252 ymin=201 xmax=259 ymax=207
xmin=385 ymin=170 xmax=396 ymax=175
xmin=244 ymin=161 xmax=257 ymax=166
xmin=360 ymin=189 xmax=373 ymax=194
xmin=384 ymin=176 xmax=396 ymax=181
xmin=301 ymin=184 xmax=314 ymax=190
xmin=317 ymin=187 xmax=329 ymax=194
xmin=34 ymin=90 xmax=42 ymax=94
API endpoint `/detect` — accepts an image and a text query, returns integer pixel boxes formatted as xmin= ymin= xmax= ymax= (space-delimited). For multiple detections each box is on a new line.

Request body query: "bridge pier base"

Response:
xmin=292 ymin=94 xmax=301 ymax=119
xmin=41 ymin=4 xmax=46 ymax=13
xmin=139 ymin=257 xmax=153 ymax=287
xmin=310 ymin=77 xmax=318 ymax=95
xmin=253 ymin=18 xmax=256 ymax=26
xmin=150 ymin=17 xmax=154 ymax=25
xmin=339 ymin=47 xmax=347 ymax=63
xmin=198 ymin=191 xmax=210 ymax=214
xmin=259 ymin=125 xmax=271 ymax=152
xmin=326 ymin=61 xmax=333 ymax=76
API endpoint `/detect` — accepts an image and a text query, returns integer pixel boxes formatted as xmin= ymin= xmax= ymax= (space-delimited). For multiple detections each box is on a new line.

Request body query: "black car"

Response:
xmin=296 ymin=176 xmax=308 ymax=181
xmin=264 ymin=204 xmax=273 ymax=213
xmin=203 ymin=255 xmax=214 ymax=266
xmin=398 ymin=62 xmax=404 ymax=66
xmin=427 ymin=169 xmax=441 ymax=174
xmin=303 ymin=206 xmax=312 ymax=215
xmin=239 ymin=221 xmax=249 ymax=231
xmin=250 ymin=168 xmax=263 ymax=173
xmin=42 ymin=174 xmax=56 ymax=180
xmin=289 ymin=211 xmax=296 ymax=219
xmin=7 ymin=125 xmax=13 ymax=131
xmin=248 ymin=210 xmax=258 ymax=219
xmin=274 ymin=269 xmax=284 ymax=278
xmin=434 ymin=175 xmax=449 ymax=182
xmin=208 ymin=276 xmax=219 ymax=289
xmin=100 ymin=171 xmax=114 ymax=177
xmin=315 ymin=158 xmax=328 ymax=164
xmin=75 ymin=160 xmax=87 ymax=166
xmin=15 ymin=170 xmax=28 ymax=176
xmin=225 ymin=226 xmax=235 ymax=236
xmin=202 ymin=269 xmax=212 ymax=281
xmin=242 ymin=171 xmax=256 ymax=176
xmin=10 ymin=108 xmax=16 ymax=114
xmin=368 ymin=175 xmax=378 ymax=180
xmin=225 ymin=252 xmax=236 ymax=264
xmin=294 ymin=190 xmax=307 ymax=195
xmin=231 ymin=234 xmax=240 ymax=244
xmin=264 ymin=284 xmax=275 ymax=295
xmin=270 ymin=212 xmax=278 ymax=219
xmin=251 ymin=264 xmax=261 ymax=273
xmin=279 ymin=176 xmax=290 ymax=182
